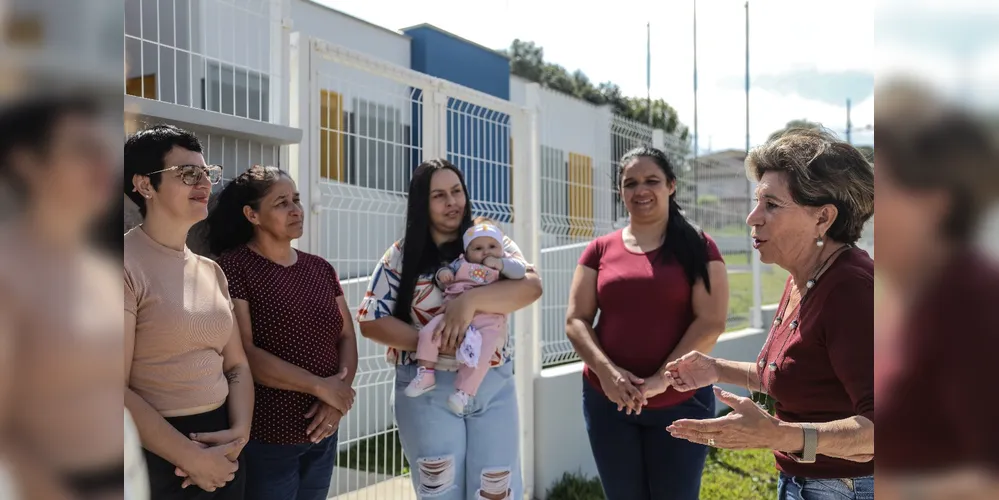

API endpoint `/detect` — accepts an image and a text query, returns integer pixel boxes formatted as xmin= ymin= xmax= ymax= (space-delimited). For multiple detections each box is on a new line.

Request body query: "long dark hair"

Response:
xmin=393 ymin=159 xmax=473 ymax=323
xmin=620 ymin=146 xmax=712 ymax=292
xmin=205 ymin=165 xmax=289 ymax=257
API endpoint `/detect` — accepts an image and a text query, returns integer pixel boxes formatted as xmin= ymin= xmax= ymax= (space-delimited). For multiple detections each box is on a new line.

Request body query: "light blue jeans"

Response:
xmin=778 ymin=473 xmax=874 ymax=500
xmin=394 ymin=361 xmax=522 ymax=500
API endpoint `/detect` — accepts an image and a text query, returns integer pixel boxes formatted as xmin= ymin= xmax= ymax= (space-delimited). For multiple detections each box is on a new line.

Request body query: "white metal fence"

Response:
xmin=125 ymin=0 xmax=284 ymax=123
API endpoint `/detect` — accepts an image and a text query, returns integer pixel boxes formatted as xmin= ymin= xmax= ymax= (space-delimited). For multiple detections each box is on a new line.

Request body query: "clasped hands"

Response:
xmin=595 ymin=363 xmax=671 ymax=415
xmin=175 ymin=368 xmax=354 ymax=491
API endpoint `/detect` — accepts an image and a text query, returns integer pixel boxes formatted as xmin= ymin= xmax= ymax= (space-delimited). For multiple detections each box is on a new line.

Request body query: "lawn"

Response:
xmin=723 ymin=252 xmax=788 ymax=331
xmin=337 ymin=429 xmax=409 ymax=476
xmin=544 ymin=448 xmax=779 ymax=500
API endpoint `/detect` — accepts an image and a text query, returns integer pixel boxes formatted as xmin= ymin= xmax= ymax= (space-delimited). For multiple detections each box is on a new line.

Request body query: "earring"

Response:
xmin=815 ymin=236 xmax=824 ymax=247
xmin=144 ymin=194 xmax=152 ymax=199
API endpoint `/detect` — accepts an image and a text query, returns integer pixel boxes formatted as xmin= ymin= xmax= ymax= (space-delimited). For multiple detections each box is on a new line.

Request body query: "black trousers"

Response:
xmin=143 ymin=402 xmax=246 ymax=500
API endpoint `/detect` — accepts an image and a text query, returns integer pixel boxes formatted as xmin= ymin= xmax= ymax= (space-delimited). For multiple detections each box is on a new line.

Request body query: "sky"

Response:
xmin=313 ymin=0 xmax=996 ymax=153
xmin=314 ymin=0 xmax=875 ymax=153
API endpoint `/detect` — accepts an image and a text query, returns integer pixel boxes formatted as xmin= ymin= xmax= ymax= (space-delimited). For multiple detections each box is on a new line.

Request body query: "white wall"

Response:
xmin=290 ymin=0 xmax=410 ymax=66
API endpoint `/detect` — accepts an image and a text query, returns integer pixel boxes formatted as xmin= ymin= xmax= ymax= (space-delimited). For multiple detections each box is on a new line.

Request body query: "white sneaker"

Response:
xmin=404 ymin=367 xmax=436 ymax=397
xmin=448 ymin=390 xmax=470 ymax=414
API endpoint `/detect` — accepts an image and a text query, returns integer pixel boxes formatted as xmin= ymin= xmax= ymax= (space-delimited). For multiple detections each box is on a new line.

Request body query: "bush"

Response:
xmin=543 ymin=470 xmax=604 ymax=500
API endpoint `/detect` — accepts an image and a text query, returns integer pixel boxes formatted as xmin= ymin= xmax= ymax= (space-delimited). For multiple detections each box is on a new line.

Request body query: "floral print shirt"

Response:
xmin=356 ymin=236 xmax=533 ymax=366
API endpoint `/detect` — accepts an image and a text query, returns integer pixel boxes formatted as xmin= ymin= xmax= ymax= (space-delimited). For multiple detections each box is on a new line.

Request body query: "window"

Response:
xmin=318 ymin=91 xmax=412 ymax=193
xmin=568 ymin=152 xmax=595 ymax=238
xmin=202 ymin=62 xmax=270 ymax=121
xmin=540 ymin=146 xmax=567 ymax=234
xmin=126 ymin=74 xmax=157 ymax=100
xmin=353 ymin=98 xmax=410 ymax=192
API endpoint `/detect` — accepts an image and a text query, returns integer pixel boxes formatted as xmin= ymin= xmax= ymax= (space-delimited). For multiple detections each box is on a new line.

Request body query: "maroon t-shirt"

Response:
xmin=876 ymin=250 xmax=999 ymax=474
xmin=217 ymin=246 xmax=344 ymax=445
xmin=579 ymin=229 xmax=724 ymax=408
xmin=757 ymin=247 xmax=874 ymax=479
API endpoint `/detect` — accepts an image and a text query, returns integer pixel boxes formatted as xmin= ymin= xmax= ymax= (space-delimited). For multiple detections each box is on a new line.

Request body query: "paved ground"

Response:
xmin=327 ymin=468 xmax=415 ymax=500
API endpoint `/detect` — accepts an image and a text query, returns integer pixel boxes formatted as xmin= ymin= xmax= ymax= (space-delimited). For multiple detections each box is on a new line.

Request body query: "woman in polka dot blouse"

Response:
xmin=357 ymin=159 xmax=543 ymax=500
xmin=205 ymin=165 xmax=359 ymax=500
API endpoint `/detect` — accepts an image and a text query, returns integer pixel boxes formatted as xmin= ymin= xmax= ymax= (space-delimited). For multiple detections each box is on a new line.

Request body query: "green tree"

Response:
xmin=767 ymin=119 xmax=824 ymax=143
xmin=504 ymin=39 xmax=690 ymax=144
xmin=767 ymin=119 xmax=874 ymax=162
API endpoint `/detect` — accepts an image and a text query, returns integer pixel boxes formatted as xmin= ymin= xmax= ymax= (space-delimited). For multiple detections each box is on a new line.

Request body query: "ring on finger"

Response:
xmin=708 ymin=438 xmax=716 ymax=446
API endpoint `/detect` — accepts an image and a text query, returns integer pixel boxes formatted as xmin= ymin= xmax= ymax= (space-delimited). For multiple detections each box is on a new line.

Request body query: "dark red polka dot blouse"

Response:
xmin=217 ymin=245 xmax=343 ymax=445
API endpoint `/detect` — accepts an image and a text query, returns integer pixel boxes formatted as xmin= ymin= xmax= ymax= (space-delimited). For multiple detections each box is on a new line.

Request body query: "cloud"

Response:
xmin=719 ymin=68 xmax=874 ymax=106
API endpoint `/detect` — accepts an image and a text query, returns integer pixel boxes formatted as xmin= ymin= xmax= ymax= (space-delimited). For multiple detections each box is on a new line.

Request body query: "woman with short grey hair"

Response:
xmin=664 ymin=128 xmax=875 ymax=500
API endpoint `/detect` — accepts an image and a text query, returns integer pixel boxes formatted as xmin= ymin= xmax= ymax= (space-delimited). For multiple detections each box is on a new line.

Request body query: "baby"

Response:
xmin=405 ymin=222 xmax=527 ymax=414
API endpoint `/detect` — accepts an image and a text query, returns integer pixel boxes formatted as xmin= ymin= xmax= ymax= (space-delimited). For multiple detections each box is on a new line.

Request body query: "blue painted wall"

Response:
xmin=405 ymin=25 xmax=512 ymax=222
xmin=405 ymin=25 xmax=510 ymax=100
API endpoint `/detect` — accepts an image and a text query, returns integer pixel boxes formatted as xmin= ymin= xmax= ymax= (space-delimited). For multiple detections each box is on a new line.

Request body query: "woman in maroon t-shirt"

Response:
xmin=664 ymin=129 xmax=875 ymax=500
xmin=565 ymin=146 xmax=730 ymax=500
xmin=204 ymin=166 xmax=359 ymax=500
xmin=874 ymin=85 xmax=999 ymax=499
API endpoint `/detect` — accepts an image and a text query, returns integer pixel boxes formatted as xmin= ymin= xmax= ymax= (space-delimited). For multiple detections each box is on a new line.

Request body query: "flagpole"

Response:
xmin=746 ymin=0 xmax=762 ymax=329
xmin=647 ymin=22 xmax=652 ymax=128
xmin=693 ymin=0 xmax=699 ymax=158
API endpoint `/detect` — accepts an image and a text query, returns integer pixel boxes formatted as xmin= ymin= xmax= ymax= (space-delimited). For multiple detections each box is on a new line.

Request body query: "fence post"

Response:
xmin=513 ymin=83 xmax=542 ymax=500
xmin=750 ymin=179 xmax=763 ymax=328
xmin=287 ymin=33 xmax=316 ymax=253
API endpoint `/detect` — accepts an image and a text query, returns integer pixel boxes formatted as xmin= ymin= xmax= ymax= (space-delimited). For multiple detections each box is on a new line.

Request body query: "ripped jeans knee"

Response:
xmin=477 ymin=467 xmax=512 ymax=500
xmin=416 ymin=456 xmax=456 ymax=498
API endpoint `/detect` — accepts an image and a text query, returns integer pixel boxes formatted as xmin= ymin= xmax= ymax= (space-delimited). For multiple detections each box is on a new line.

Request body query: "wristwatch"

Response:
xmin=790 ymin=423 xmax=818 ymax=463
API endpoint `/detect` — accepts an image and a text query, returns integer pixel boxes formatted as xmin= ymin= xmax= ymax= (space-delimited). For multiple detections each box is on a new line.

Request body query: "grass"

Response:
xmin=336 ymin=430 xmax=410 ymax=476
xmin=724 ymin=252 xmax=789 ymax=331
xmin=542 ymin=448 xmax=779 ymax=500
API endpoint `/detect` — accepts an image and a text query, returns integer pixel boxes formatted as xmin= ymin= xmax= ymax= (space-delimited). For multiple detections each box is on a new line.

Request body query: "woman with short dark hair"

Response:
xmin=124 ymin=124 xmax=253 ymax=499
xmin=665 ymin=128 xmax=876 ymax=500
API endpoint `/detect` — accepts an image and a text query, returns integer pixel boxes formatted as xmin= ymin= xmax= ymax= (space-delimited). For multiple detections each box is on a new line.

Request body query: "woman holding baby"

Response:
xmin=357 ymin=158 xmax=543 ymax=500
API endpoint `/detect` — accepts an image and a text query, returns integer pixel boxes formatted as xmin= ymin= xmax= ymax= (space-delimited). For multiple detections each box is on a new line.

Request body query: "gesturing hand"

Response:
xmin=667 ymin=387 xmax=779 ymax=450
xmin=596 ymin=364 xmax=646 ymax=415
xmin=663 ymin=351 xmax=720 ymax=392
xmin=315 ymin=367 xmax=355 ymax=414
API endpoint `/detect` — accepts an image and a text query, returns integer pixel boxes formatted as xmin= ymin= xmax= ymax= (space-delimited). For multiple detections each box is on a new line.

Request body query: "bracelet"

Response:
xmin=790 ymin=423 xmax=818 ymax=463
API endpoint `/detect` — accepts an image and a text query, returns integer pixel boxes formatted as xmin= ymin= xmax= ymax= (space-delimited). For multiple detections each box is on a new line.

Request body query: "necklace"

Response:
xmin=753 ymin=244 xmax=852 ymax=409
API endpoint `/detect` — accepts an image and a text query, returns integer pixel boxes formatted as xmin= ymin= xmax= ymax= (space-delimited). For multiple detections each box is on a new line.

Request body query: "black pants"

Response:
xmin=143 ymin=403 xmax=246 ymax=500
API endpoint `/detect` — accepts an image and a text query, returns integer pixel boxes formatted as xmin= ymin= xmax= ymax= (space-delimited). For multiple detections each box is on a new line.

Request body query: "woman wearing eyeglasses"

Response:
xmin=124 ymin=124 xmax=254 ymax=499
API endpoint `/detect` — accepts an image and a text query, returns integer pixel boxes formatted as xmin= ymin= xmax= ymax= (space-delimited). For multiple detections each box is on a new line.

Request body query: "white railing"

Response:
xmin=124 ymin=0 xmax=285 ymax=124
xmin=289 ymin=34 xmax=540 ymax=499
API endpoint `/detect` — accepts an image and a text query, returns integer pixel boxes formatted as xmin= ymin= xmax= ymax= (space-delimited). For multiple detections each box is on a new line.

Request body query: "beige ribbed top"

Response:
xmin=124 ymin=227 xmax=233 ymax=415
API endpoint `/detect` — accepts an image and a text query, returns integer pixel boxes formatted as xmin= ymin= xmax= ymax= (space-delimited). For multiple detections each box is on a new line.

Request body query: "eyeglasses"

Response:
xmin=147 ymin=165 xmax=224 ymax=186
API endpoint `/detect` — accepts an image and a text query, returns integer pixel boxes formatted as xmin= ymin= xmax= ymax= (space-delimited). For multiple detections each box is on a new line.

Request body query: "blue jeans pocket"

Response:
xmin=800 ymin=478 xmax=856 ymax=500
